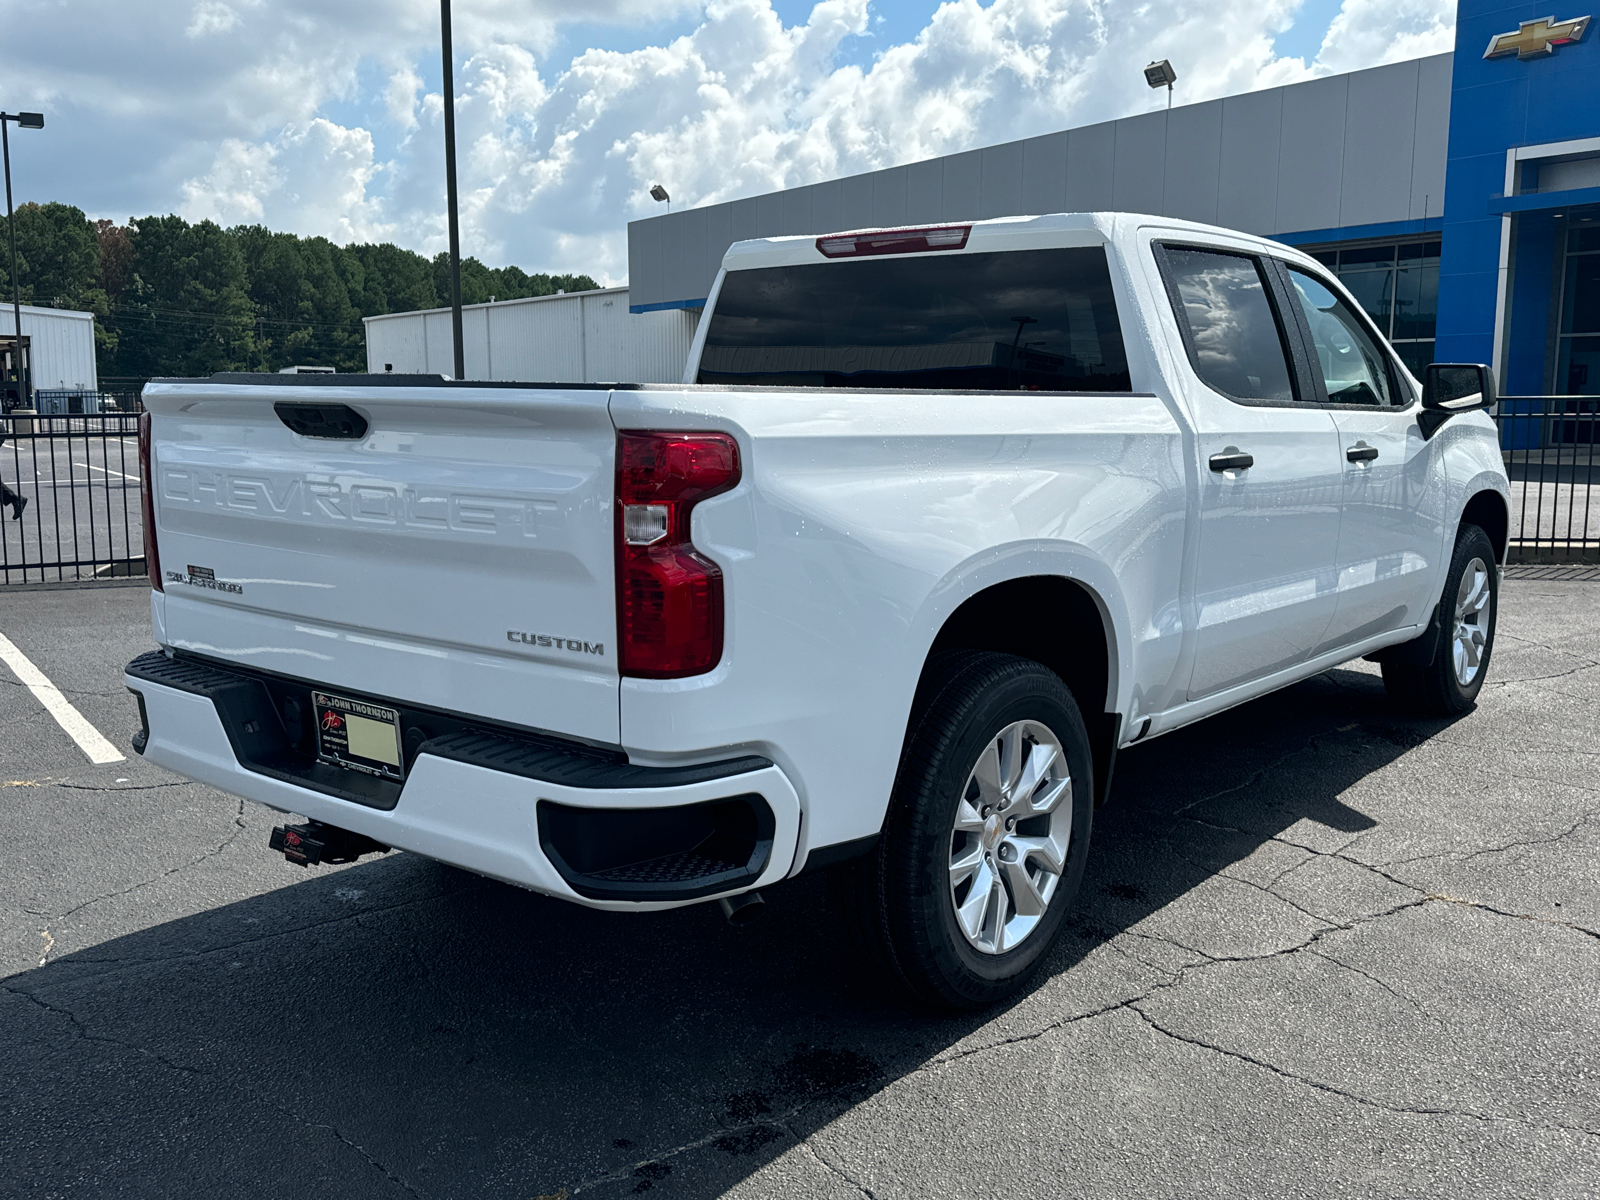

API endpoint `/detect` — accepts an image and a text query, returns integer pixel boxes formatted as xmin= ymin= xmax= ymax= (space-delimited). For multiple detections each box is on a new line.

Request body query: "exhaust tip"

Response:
xmin=717 ymin=891 xmax=765 ymax=926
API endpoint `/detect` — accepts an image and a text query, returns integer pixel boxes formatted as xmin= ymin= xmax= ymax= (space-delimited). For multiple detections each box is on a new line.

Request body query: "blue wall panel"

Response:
xmin=1436 ymin=0 xmax=1600 ymax=378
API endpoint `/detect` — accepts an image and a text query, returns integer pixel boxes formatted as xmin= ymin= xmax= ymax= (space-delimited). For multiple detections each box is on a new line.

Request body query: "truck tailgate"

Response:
xmin=145 ymin=381 xmax=620 ymax=744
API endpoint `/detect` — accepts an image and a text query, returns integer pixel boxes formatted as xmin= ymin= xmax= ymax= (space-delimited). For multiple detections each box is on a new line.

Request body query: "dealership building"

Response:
xmin=626 ymin=0 xmax=1599 ymax=397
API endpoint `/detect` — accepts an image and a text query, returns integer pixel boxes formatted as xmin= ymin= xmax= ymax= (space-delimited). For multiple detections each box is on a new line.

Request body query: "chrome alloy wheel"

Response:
xmin=1452 ymin=556 xmax=1493 ymax=688
xmin=948 ymin=720 xmax=1073 ymax=955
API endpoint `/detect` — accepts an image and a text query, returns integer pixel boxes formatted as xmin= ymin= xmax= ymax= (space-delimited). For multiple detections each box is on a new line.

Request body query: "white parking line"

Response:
xmin=74 ymin=462 xmax=141 ymax=482
xmin=0 ymin=630 xmax=126 ymax=763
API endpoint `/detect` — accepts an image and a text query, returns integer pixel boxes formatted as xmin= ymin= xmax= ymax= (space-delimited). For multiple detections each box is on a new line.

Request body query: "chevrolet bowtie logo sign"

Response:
xmin=1483 ymin=14 xmax=1591 ymax=59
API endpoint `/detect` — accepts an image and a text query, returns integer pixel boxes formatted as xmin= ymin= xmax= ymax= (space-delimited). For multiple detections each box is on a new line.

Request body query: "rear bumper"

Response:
xmin=124 ymin=652 xmax=801 ymax=910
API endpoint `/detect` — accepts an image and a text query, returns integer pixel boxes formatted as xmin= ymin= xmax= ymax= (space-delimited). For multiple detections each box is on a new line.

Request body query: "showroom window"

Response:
xmin=1309 ymin=240 xmax=1439 ymax=376
xmin=1556 ymin=225 xmax=1600 ymax=397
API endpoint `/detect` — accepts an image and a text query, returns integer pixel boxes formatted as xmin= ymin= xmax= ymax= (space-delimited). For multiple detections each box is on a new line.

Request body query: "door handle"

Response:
xmin=1346 ymin=444 xmax=1379 ymax=463
xmin=1208 ymin=449 xmax=1254 ymax=472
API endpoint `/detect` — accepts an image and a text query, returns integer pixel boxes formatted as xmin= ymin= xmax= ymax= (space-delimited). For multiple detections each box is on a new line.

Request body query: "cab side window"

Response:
xmin=1286 ymin=268 xmax=1393 ymax=406
xmin=1159 ymin=246 xmax=1298 ymax=404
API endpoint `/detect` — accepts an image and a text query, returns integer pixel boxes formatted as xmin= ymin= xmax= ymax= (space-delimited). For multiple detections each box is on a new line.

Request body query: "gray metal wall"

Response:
xmin=628 ymin=53 xmax=1453 ymax=311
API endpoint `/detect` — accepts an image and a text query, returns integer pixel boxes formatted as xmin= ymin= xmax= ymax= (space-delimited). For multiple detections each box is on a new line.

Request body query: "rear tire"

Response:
xmin=1382 ymin=523 xmax=1498 ymax=716
xmin=837 ymin=652 xmax=1094 ymax=1009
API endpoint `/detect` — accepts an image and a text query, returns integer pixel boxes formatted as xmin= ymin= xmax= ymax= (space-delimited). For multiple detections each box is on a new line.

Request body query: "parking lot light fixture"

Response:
xmin=650 ymin=184 xmax=671 ymax=213
xmin=1144 ymin=60 xmax=1177 ymax=110
xmin=1 ymin=111 xmax=43 ymax=410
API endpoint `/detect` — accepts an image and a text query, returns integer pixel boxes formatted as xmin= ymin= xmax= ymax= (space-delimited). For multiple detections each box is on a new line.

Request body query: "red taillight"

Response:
xmin=138 ymin=411 xmax=163 ymax=592
xmin=815 ymin=224 xmax=970 ymax=258
xmin=616 ymin=431 xmax=740 ymax=678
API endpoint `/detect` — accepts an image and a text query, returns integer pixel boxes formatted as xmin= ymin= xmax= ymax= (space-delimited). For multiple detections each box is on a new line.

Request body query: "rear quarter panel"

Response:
xmin=609 ymin=384 xmax=1188 ymax=858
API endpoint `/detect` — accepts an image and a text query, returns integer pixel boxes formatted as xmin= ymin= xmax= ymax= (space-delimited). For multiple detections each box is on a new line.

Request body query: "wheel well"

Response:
xmin=923 ymin=575 xmax=1120 ymax=805
xmin=1461 ymin=491 xmax=1508 ymax=564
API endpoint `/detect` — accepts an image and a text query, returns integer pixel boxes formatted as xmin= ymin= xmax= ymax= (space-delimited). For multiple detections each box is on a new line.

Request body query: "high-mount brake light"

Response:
xmin=138 ymin=411 xmax=163 ymax=592
xmin=616 ymin=431 xmax=740 ymax=678
xmin=815 ymin=225 xmax=971 ymax=258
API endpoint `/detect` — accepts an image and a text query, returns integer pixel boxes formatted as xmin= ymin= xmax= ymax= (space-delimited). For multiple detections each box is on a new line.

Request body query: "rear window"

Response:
xmin=697 ymin=247 xmax=1132 ymax=392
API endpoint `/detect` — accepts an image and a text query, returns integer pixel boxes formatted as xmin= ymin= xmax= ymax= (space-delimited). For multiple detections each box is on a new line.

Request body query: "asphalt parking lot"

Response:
xmin=2 ymin=574 xmax=1598 ymax=1199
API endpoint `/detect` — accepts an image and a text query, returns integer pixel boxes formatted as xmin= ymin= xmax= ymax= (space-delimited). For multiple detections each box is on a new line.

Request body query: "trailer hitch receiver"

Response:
xmin=269 ymin=821 xmax=390 ymax=867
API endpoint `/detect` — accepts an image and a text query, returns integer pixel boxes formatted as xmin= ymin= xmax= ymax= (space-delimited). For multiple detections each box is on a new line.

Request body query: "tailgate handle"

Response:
xmin=275 ymin=402 xmax=369 ymax=440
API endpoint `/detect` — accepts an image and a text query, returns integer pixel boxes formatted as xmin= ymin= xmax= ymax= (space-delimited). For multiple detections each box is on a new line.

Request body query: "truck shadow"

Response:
xmin=2 ymin=667 xmax=1458 ymax=1199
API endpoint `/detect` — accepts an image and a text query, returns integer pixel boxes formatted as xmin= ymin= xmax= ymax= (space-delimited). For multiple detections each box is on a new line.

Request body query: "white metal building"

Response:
xmin=0 ymin=303 xmax=99 ymax=409
xmin=363 ymin=287 xmax=699 ymax=384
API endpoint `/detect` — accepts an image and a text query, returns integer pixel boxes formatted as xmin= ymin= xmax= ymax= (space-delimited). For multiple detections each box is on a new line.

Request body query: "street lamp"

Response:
xmin=1144 ymin=60 xmax=1177 ymax=110
xmin=1 ymin=111 xmax=43 ymax=410
xmin=649 ymin=184 xmax=671 ymax=214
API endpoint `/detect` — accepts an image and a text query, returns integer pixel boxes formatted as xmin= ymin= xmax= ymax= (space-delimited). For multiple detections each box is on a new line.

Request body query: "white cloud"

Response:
xmin=182 ymin=120 xmax=392 ymax=244
xmin=385 ymin=66 xmax=424 ymax=132
xmin=1314 ymin=0 xmax=1455 ymax=74
xmin=371 ymin=0 xmax=1324 ymax=282
xmin=186 ymin=1 xmax=253 ymax=39
xmin=12 ymin=0 xmax=1456 ymax=285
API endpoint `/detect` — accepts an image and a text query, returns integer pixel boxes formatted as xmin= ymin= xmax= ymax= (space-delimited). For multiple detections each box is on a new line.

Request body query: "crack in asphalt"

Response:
xmin=1387 ymin=803 xmax=1600 ymax=867
xmin=1484 ymin=634 xmax=1600 ymax=689
xmin=1127 ymin=1004 xmax=1600 ymax=1139
xmin=35 ymin=882 xmax=475 ymax=987
xmin=1213 ymin=865 xmax=1345 ymax=929
xmin=0 ymin=982 xmax=424 ymax=1196
xmin=56 ymin=779 xmax=196 ymax=794
xmin=48 ymin=800 xmax=250 ymax=923
xmin=545 ymin=1103 xmax=805 ymax=1197
xmin=1307 ymin=948 xmax=1448 ymax=1027
xmin=792 ymin=1133 xmax=879 ymax=1198
xmin=0 ymin=672 xmax=138 ymax=700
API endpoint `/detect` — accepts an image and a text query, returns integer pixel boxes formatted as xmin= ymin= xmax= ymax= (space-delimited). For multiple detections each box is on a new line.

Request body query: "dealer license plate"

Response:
xmin=312 ymin=691 xmax=406 ymax=782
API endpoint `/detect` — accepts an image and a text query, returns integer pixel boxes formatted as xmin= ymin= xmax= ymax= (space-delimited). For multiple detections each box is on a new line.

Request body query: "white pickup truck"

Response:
xmin=126 ymin=213 xmax=1509 ymax=1007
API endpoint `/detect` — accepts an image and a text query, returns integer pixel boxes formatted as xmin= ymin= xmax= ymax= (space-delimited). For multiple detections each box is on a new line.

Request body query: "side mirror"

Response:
xmin=1420 ymin=363 xmax=1496 ymax=437
xmin=1422 ymin=363 xmax=1496 ymax=412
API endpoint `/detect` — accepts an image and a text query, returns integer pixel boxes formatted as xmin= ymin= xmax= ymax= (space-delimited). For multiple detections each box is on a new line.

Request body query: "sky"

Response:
xmin=0 ymin=0 xmax=1458 ymax=286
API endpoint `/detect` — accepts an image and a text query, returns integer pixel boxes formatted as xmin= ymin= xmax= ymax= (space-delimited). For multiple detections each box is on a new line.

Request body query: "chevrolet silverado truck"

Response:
xmin=126 ymin=213 xmax=1509 ymax=1008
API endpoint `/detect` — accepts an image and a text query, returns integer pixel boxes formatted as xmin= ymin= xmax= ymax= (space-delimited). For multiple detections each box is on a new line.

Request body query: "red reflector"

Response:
xmin=616 ymin=432 xmax=740 ymax=678
xmin=138 ymin=411 xmax=163 ymax=592
xmin=815 ymin=225 xmax=971 ymax=258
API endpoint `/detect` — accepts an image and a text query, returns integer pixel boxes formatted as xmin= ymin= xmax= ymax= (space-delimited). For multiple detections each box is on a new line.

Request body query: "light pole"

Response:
xmin=650 ymin=184 xmax=671 ymax=214
xmin=439 ymin=1 xmax=465 ymax=380
xmin=1 ymin=111 xmax=42 ymax=410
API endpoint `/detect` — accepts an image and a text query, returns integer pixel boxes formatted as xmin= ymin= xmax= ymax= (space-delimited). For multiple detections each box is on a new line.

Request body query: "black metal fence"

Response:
xmin=0 ymin=398 xmax=1595 ymax=585
xmin=1496 ymin=397 xmax=1599 ymax=561
xmin=1 ymin=413 xmax=145 ymax=584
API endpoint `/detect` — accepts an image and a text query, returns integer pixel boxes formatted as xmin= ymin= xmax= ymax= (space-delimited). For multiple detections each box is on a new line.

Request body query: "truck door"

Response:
xmin=1278 ymin=265 xmax=1444 ymax=650
xmin=1154 ymin=244 xmax=1345 ymax=700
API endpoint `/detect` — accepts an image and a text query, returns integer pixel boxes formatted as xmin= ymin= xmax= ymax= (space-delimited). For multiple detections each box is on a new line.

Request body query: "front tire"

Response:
xmin=1382 ymin=523 xmax=1498 ymax=716
xmin=839 ymin=652 xmax=1094 ymax=1009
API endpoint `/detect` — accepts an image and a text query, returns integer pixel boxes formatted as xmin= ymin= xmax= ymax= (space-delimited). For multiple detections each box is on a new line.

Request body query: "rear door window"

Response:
xmin=697 ymin=247 xmax=1131 ymax=392
xmin=1158 ymin=246 xmax=1298 ymax=404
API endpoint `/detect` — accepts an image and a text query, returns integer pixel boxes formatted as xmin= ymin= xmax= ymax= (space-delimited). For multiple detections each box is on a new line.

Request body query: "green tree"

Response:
xmin=432 ymin=252 xmax=598 ymax=305
xmin=0 ymin=202 xmax=103 ymax=312
xmin=111 ymin=215 xmax=256 ymax=378
xmin=347 ymin=242 xmax=438 ymax=314
xmin=0 ymin=200 xmax=600 ymax=378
